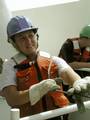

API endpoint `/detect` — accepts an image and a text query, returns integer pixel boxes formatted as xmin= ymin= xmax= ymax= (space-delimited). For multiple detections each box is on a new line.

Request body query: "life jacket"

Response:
xmin=82 ymin=47 xmax=90 ymax=62
xmin=67 ymin=38 xmax=82 ymax=61
xmin=68 ymin=38 xmax=90 ymax=62
xmin=12 ymin=52 xmax=69 ymax=118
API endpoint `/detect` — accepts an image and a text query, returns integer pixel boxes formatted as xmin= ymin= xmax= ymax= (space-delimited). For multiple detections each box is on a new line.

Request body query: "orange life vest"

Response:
xmin=68 ymin=38 xmax=82 ymax=61
xmin=69 ymin=38 xmax=90 ymax=62
xmin=13 ymin=55 xmax=69 ymax=117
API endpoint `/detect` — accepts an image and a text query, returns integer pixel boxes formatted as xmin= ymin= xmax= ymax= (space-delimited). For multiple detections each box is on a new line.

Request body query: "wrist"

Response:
xmin=29 ymin=84 xmax=40 ymax=106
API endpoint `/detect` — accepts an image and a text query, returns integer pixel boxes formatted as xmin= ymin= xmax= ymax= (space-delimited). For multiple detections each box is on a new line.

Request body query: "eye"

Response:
xmin=28 ymin=34 xmax=35 ymax=39
xmin=15 ymin=35 xmax=25 ymax=41
xmin=19 ymin=36 xmax=25 ymax=41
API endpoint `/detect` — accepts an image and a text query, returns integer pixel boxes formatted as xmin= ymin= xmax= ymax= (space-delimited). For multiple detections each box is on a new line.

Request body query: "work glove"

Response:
xmin=67 ymin=76 xmax=90 ymax=95
xmin=67 ymin=77 xmax=90 ymax=113
xmin=29 ymin=79 xmax=60 ymax=105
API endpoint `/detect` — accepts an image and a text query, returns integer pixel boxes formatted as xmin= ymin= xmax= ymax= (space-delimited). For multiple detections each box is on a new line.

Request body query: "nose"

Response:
xmin=25 ymin=35 xmax=32 ymax=44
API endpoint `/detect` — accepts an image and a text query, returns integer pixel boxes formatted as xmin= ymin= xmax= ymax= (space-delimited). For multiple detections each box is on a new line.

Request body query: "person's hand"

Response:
xmin=68 ymin=77 xmax=90 ymax=95
xmin=29 ymin=79 xmax=60 ymax=105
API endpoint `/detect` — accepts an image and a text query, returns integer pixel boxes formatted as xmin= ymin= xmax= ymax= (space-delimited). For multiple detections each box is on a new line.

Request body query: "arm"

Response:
xmin=52 ymin=56 xmax=90 ymax=93
xmin=0 ymin=60 xmax=59 ymax=106
xmin=59 ymin=40 xmax=90 ymax=69
xmin=0 ymin=60 xmax=29 ymax=106
xmin=2 ymin=80 xmax=60 ymax=106
xmin=2 ymin=86 xmax=29 ymax=106
xmin=60 ymin=67 xmax=81 ymax=85
xmin=69 ymin=62 xmax=90 ymax=69
xmin=52 ymin=56 xmax=81 ymax=85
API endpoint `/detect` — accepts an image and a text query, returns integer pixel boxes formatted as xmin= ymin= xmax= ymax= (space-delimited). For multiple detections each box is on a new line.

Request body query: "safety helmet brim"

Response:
xmin=8 ymin=27 xmax=38 ymax=42
xmin=7 ymin=16 xmax=38 ymax=42
xmin=9 ymin=27 xmax=38 ymax=37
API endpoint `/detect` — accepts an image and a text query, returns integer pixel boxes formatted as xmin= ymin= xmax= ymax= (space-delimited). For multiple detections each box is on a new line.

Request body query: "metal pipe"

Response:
xmin=20 ymin=100 xmax=90 ymax=120
xmin=11 ymin=108 xmax=20 ymax=120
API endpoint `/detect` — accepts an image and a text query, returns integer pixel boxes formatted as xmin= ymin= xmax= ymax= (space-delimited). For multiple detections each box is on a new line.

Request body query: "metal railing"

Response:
xmin=10 ymin=100 xmax=90 ymax=120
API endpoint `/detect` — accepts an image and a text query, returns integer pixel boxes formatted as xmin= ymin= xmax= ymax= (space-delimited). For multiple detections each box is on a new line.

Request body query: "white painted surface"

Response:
xmin=11 ymin=108 xmax=20 ymax=120
xmin=0 ymin=97 xmax=10 ymax=120
xmin=0 ymin=0 xmax=16 ymax=60
xmin=69 ymin=109 xmax=90 ymax=120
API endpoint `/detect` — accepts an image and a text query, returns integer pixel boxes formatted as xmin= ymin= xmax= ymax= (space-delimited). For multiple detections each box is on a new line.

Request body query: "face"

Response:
xmin=80 ymin=37 xmax=90 ymax=48
xmin=14 ymin=30 xmax=38 ymax=60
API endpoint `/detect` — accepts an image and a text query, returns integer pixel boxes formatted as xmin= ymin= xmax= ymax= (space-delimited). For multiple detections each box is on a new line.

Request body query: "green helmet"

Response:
xmin=80 ymin=25 xmax=90 ymax=38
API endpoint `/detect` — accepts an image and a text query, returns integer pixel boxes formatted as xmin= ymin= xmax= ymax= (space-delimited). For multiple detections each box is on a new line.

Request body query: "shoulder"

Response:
xmin=52 ymin=56 xmax=66 ymax=63
xmin=60 ymin=39 xmax=73 ymax=53
xmin=52 ymin=56 xmax=69 ymax=67
xmin=0 ymin=59 xmax=16 ymax=91
xmin=52 ymin=56 xmax=70 ymax=74
xmin=38 ymin=51 xmax=51 ymax=65
xmin=3 ymin=59 xmax=16 ymax=68
xmin=38 ymin=51 xmax=58 ymax=68
xmin=2 ymin=58 xmax=16 ymax=77
xmin=62 ymin=39 xmax=73 ymax=47
xmin=11 ymin=52 xmax=27 ymax=64
xmin=39 ymin=51 xmax=51 ymax=58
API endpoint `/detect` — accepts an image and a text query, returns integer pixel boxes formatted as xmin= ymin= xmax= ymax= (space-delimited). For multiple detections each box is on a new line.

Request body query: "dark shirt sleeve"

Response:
xmin=58 ymin=39 xmax=74 ymax=63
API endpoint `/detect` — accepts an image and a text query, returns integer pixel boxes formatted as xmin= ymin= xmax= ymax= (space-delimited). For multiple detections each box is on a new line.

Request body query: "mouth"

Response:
xmin=26 ymin=45 xmax=33 ymax=49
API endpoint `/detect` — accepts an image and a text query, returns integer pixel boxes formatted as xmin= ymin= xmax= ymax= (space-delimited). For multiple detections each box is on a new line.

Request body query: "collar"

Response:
xmin=12 ymin=51 xmax=50 ymax=64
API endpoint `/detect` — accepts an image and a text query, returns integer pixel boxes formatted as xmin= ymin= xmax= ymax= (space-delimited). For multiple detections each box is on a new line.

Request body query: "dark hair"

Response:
xmin=10 ymin=31 xmax=39 ymax=43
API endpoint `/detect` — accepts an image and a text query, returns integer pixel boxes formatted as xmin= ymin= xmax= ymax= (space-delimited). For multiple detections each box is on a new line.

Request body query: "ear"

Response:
xmin=36 ymin=34 xmax=39 ymax=40
xmin=9 ymin=38 xmax=18 ymax=50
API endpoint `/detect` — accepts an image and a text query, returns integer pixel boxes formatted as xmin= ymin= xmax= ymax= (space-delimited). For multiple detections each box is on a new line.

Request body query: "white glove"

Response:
xmin=68 ymin=77 xmax=90 ymax=95
xmin=29 ymin=79 xmax=60 ymax=105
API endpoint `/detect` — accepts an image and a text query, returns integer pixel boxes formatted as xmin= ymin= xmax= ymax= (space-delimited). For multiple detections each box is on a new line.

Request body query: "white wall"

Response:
xmin=0 ymin=0 xmax=17 ymax=60
xmin=12 ymin=0 xmax=90 ymax=56
xmin=0 ymin=1 xmax=15 ymax=119
xmin=0 ymin=97 xmax=10 ymax=120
